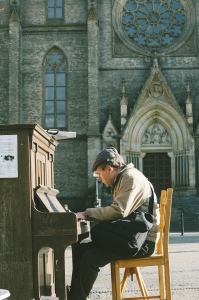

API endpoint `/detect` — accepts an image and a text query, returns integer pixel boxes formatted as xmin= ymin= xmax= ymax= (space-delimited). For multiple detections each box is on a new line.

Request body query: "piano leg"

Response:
xmin=32 ymin=244 xmax=42 ymax=300
xmin=54 ymin=247 xmax=67 ymax=300
xmin=66 ymin=284 xmax=71 ymax=299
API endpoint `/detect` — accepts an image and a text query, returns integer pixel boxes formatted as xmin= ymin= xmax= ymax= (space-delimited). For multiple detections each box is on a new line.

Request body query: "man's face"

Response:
xmin=95 ymin=165 xmax=116 ymax=187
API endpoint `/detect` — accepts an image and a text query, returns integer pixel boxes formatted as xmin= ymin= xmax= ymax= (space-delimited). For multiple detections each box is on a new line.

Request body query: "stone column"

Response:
xmin=8 ymin=6 xmax=21 ymax=123
xmin=185 ymin=77 xmax=193 ymax=128
xmin=120 ymin=79 xmax=128 ymax=130
xmin=87 ymin=0 xmax=101 ymax=202
xmin=125 ymin=151 xmax=140 ymax=169
xmin=175 ymin=151 xmax=190 ymax=188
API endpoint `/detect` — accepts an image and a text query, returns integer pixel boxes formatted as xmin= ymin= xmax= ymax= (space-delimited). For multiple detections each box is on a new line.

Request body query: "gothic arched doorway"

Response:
xmin=143 ymin=153 xmax=171 ymax=197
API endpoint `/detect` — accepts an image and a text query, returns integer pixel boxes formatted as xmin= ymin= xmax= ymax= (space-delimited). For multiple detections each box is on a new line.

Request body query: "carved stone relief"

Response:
xmin=149 ymin=83 xmax=163 ymax=98
xmin=142 ymin=123 xmax=171 ymax=145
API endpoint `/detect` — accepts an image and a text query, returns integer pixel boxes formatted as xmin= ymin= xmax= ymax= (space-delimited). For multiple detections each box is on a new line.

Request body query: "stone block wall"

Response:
xmin=170 ymin=195 xmax=199 ymax=232
xmin=0 ymin=1 xmax=90 ymax=206
xmin=21 ymin=30 xmax=88 ymax=132
xmin=1 ymin=0 xmax=199 ymax=230
xmin=54 ymin=138 xmax=88 ymax=211
xmin=0 ymin=0 xmax=10 ymax=26
xmin=0 ymin=30 xmax=9 ymax=124
xmin=21 ymin=0 xmax=88 ymax=26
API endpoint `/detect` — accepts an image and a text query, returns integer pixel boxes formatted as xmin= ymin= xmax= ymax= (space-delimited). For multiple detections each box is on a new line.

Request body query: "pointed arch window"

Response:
xmin=44 ymin=49 xmax=67 ymax=129
xmin=48 ymin=0 xmax=63 ymax=19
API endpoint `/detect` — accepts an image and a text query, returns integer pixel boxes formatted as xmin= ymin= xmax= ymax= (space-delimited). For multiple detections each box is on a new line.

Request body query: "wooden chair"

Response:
xmin=110 ymin=188 xmax=173 ymax=300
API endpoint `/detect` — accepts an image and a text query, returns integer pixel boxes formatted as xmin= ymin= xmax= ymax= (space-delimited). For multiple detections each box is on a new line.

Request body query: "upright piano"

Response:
xmin=0 ymin=124 xmax=90 ymax=300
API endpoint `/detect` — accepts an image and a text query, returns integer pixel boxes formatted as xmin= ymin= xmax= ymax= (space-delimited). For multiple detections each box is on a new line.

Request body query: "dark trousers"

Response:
xmin=68 ymin=240 xmax=155 ymax=300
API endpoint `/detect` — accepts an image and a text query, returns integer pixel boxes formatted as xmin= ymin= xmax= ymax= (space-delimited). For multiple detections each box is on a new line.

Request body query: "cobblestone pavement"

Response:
xmin=65 ymin=233 xmax=199 ymax=299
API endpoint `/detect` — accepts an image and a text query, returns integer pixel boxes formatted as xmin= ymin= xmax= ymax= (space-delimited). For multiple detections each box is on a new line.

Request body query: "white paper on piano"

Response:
xmin=0 ymin=135 xmax=18 ymax=178
xmin=34 ymin=185 xmax=66 ymax=213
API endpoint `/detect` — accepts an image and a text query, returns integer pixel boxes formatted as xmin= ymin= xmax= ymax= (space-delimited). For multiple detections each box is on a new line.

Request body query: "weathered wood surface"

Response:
xmin=0 ymin=124 xmax=90 ymax=300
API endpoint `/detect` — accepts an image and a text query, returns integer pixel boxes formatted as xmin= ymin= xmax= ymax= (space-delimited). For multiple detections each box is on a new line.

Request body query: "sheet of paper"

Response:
xmin=0 ymin=135 xmax=18 ymax=178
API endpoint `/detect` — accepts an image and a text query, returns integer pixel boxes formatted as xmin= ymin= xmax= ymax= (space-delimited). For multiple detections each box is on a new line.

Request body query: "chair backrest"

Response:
xmin=156 ymin=188 xmax=173 ymax=256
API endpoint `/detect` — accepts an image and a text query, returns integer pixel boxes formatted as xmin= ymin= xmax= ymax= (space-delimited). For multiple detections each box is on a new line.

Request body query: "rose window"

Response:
xmin=122 ymin=0 xmax=186 ymax=49
xmin=113 ymin=0 xmax=195 ymax=56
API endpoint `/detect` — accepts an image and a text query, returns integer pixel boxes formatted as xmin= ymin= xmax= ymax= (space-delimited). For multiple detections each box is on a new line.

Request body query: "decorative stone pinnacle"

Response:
xmin=120 ymin=80 xmax=128 ymax=105
xmin=108 ymin=106 xmax=112 ymax=119
xmin=153 ymin=57 xmax=159 ymax=68
xmin=121 ymin=78 xmax=125 ymax=92
xmin=186 ymin=77 xmax=191 ymax=92
xmin=88 ymin=0 xmax=98 ymax=21
xmin=186 ymin=77 xmax=192 ymax=104
xmin=12 ymin=0 xmax=17 ymax=7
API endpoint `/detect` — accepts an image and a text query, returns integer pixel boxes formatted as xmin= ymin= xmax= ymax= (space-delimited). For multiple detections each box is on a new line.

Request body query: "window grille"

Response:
xmin=44 ymin=49 xmax=67 ymax=129
xmin=48 ymin=0 xmax=63 ymax=19
xmin=122 ymin=0 xmax=186 ymax=49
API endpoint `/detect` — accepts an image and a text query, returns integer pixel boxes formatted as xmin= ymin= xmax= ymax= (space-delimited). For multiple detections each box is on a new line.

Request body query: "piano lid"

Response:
xmin=34 ymin=185 xmax=66 ymax=213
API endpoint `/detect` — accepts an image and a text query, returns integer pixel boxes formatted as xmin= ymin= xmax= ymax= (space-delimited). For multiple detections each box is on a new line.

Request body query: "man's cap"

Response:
xmin=92 ymin=147 xmax=125 ymax=172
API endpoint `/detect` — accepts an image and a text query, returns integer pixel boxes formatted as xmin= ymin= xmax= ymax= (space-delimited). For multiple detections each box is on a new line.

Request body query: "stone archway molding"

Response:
xmin=120 ymin=60 xmax=195 ymax=191
xmin=121 ymin=100 xmax=190 ymax=153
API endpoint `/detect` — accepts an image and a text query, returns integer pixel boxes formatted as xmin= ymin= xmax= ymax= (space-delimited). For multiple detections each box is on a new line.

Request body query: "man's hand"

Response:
xmin=76 ymin=211 xmax=86 ymax=220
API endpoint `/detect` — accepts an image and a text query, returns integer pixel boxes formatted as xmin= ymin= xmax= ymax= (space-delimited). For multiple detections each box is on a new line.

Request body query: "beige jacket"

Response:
xmin=86 ymin=163 xmax=160 ymax=243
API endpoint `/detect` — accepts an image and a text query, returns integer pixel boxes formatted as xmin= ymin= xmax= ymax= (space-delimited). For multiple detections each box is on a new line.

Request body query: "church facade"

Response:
xmin=0 ymin=0 xmax=199 ymax=231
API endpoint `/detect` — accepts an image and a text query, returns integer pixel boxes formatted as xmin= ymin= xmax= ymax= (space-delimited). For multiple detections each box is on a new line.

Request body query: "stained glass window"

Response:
xmin=122 ymin=0 xmax=186 ymax=49
xmin=48 ymin=0 xmax=63 ymax=19
xmin=44 ymin=49 xmax=67 ymax=128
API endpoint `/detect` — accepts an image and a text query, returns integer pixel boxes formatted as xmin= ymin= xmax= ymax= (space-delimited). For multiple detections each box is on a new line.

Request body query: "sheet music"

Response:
xmin=0 ymin=135 xmax=18 ymax=178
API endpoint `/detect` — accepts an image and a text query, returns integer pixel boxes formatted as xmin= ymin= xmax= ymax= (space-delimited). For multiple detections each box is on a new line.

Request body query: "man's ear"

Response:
xmin=107 ymin=165 xmax=113 ymax=172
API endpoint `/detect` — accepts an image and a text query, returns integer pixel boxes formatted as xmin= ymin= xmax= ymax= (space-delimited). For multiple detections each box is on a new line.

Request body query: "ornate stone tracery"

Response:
xmin=142 ymin=123 xmax=171 ymax=145
xmin=112 ymin=0 xmax=195 ymax=56
xmin=119 ymin=59 xmax=195 ymax=193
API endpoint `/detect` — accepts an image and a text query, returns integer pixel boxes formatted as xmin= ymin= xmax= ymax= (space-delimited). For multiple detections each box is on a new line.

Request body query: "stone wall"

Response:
xmin=21 ymin=0 xmax=88 ymax=26
xmin=0 ymin=30 xmax=9 ymax=124
xmin=54 ymin=138 xmax=88 ymax=211
xmin=0 ymin=0 xmax=10 ymax=25
xmin=0 ymin=0 xmax=199 ymax=230
xmin=171 ymin=195 xmax=199 ymax=232
xmin=21 ymin=30 xmax=88 ymax=131
xmin=18 ymin=0 xmax=89 ymax=204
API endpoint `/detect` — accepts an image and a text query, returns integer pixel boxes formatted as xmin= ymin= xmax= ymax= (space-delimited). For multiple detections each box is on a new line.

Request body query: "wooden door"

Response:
xmin=143 ymin=153 xmax=171 ymax=197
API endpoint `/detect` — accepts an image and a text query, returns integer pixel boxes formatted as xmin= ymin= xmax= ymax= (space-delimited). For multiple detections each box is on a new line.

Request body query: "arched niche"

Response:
xmin=120 ymin=100 xmax=195 ymax=191
xmin=122 ymin=101 xmax=191 ymax=153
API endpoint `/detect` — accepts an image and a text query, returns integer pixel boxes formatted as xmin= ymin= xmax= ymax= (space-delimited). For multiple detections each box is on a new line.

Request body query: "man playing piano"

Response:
xmin=68 ymin=147 xmax=160 ymax=300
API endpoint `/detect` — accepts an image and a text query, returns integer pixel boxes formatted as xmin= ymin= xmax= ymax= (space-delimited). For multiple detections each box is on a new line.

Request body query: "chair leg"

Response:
xmin=111 ymin=262 xmax=122 ymax=300
xmin=120 ymin=268 xmax=131 ymax=297
xmin=164 ymin=262 xmax=172 ymax=300
xmin=134 ymin=267 xmax=149 ymax=299
xmin=158 ymin=265 xmax=164 ymax=299
xmin=111 ymin=262 xmax=117 ymax=300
